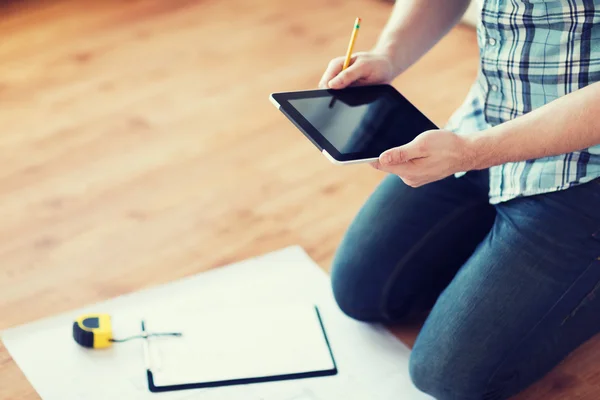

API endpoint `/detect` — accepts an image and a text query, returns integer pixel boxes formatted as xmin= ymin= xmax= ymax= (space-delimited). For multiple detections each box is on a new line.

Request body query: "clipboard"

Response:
xmin=140 ymin=305 xmax=338 ymax=393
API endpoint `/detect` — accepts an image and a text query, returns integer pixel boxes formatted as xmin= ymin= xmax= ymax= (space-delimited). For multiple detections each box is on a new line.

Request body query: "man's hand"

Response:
xmin=371 ymin=130 xmax=478 ymax=187
xmin=318 ymin=51 xmax=397 ymax=89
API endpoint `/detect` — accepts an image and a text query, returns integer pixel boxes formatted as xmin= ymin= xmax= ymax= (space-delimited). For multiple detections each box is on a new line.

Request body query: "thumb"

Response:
xmin=380 ymin=142 xmax=425 ymax=166
xmin=328 ymin=63 xmax=363 ymax=89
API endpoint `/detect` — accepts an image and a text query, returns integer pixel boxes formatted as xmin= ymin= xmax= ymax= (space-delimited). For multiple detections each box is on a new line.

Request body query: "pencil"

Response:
xmin=342 ymin=17 xmax=361 ymax=70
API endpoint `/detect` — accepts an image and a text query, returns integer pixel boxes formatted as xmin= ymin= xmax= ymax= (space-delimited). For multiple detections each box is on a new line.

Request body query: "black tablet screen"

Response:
xmin=285 ymin=86 xmax=437 ymax=160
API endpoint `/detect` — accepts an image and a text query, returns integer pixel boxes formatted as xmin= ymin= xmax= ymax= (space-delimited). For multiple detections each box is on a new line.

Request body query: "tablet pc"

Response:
xmin=270 ymin=84 xmax=438 ymax=164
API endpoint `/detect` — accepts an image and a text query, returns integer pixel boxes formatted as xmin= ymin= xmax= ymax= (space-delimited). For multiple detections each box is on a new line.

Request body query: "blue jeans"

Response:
xmin=331 ymin=170 xmax=600 ymax=400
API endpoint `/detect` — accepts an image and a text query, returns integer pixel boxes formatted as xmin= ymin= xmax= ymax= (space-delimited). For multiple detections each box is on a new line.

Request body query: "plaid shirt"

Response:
xmin=447 ymin=0 xmax=600 ymax=204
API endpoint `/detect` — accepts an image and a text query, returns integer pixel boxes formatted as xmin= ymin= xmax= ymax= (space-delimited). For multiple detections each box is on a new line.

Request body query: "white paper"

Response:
xmin=1 ymin=246 xmax=433 ymax=400
xmin=147 ymin=304 xmax=335 ymax=386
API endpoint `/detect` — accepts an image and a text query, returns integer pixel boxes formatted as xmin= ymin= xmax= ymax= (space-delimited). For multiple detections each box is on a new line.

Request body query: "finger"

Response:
xmin=374 ymin=161 xmax=412 ymax=176
xmin=403 ymin=178 xmax=421 ymax=188
xmin=350 ymin=77 xmax=371 ymax=87
xmin=379 ymin=142 xmax=427 ymax=166
xmin=370 ymin=160 xmax=381 ymax=169
xmin=319 ymin=57 xmax=345 ymax=88
xmin=328 ymin=62 xmax=364 ymax=89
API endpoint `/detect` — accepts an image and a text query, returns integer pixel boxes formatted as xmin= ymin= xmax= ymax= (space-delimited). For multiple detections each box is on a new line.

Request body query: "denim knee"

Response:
xmin=329 ymin=253 xmax=388 ymax=322
xmin=330 ymin=262 xmax=376 ymax=322
xmin=409 ymin=346 xmax=498 ymax=400
xmin=409 ymin=352 xmax=452 ymax=400
xmin=330 ymin=247 xmax=423 ymax=323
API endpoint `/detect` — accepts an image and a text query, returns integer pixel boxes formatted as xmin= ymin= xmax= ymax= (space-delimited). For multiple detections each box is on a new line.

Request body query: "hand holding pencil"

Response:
xmin=318 ymin=17 xmax=397 ymax=90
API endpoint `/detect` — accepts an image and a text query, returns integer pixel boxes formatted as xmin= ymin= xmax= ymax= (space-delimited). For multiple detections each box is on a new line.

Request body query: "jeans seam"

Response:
xmin=484 ymin=257 xmax=600 ymax=394
xmin=378 ymin=200 xmax=485 ymax=321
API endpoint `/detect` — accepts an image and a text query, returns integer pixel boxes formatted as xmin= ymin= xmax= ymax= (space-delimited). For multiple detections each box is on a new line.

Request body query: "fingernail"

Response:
xmin=382 ymin=153 xmax=392 ymax=164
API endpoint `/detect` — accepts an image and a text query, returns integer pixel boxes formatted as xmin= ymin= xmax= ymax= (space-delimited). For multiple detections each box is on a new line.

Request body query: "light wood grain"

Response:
xmin=0 ymin=0 xmax=598 ymax=399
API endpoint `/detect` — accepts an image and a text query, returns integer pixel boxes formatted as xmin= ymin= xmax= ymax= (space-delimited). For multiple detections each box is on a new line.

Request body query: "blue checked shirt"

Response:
xmin=447 ymin=0 xmax=600 ymax=204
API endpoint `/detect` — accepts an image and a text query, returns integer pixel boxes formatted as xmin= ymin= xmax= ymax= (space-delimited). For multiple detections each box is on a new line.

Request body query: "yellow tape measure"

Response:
xmin=73 ymin=313 xmax=182 ymax=349
xmin=72 ymin=313 xmax=114 ymax=349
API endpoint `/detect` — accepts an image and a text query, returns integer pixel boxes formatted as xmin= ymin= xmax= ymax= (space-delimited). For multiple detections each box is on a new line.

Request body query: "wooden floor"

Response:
xmin=0 ymin=0 xmax=599 ymax=399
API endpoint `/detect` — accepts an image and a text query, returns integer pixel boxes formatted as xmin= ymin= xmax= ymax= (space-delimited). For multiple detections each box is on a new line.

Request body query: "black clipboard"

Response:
xmin=141 ymin=306 xmax=338 ymax=393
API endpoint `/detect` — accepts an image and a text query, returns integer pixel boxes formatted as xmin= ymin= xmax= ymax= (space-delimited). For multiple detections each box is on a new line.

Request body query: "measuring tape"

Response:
xmin=72 ymin=313 xmax=114 ymax=349
xmin=72 ymin=313 xmax=182 ymax=349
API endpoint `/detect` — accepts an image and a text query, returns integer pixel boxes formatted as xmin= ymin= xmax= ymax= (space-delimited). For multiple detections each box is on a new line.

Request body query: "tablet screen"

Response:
xmin=275 ymin=85 xmax=437 ymax=161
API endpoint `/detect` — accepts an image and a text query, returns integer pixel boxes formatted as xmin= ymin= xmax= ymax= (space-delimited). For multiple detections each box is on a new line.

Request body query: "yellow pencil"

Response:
xmin=342 ymin=17 xmax=361 ymax=70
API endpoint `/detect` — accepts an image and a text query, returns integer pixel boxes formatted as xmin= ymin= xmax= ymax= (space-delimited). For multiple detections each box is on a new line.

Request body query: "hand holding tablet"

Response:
xmin=271 ymin=17 xmax=438 ymax=166
xmin=269 ymin=84 xmax=438 ymax=165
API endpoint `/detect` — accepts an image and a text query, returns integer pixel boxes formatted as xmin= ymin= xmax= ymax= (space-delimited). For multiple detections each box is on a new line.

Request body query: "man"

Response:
xmin=319 ymin=1 xmax=600 ymax=399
